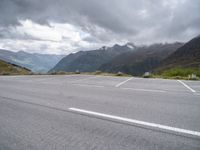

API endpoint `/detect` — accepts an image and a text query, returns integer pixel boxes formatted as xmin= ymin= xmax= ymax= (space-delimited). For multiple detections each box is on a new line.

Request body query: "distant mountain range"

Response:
xmin=0 ymin=50 xmax=64 ymax=73
xmin=99 ymin=43 xmax=183 ymax=75
xmin=49 ymin=43 xmax=136 ymax=73
xmin=156 ymin=36 xmax=200 ymax=71
xmin=1 ymin=35 xmax=199 ymax=76
xmin=51 ymin=42 xmax=184 ymax=75
xmin=0 ymin=59 xmax=30 ymax=75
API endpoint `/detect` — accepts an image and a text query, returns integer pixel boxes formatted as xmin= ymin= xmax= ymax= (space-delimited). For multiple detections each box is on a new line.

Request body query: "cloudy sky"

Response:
xmin=0 ymin=0 xmax=200 ymax=54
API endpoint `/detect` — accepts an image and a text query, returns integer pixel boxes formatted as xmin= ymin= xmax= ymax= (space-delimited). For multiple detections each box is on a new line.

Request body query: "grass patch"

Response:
xmin=82 ymin=71 xmax=131 ymax=77
xmin=50 ymin=71 xmax=76 ymax=75
xmin=0 ymin=60 xmax=30 ymax=75
xmin=155 ymin=67 xmax=200 ymax=80
xmin=49 ymin=70 xmax=132 ymax=77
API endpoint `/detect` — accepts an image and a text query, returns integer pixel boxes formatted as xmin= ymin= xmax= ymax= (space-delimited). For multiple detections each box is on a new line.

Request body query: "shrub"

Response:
xmin=161 ymin=67 xmax=200 ymax=78
xmin=75 ymin=70 xmax=80 ymax=74
xmin=143 ymin=72 xmax=151 ymax=78
xmin=116 ymin=71 xmax=123 ymax=76
xmin=2 ymin=72 xmax=10 ymax=75
xmin=94 ymin=70 xmax=102 ymax=75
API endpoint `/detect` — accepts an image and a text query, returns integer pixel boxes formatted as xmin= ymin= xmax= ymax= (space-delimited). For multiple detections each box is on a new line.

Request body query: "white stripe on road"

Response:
xmin=73 ymin=83 xmax=104 ymax=88
xmin=115 ymin=77 xmax=133 ymax=87
xmin=69 ymin=107 xmax=200 ymax=137
xmin=72 ymin=76 xmax=99 ymax=82
xmin=177 ymin=80 xmax=196 ymax=93
xmin=121 ymin=88 xmax=166 ymax=93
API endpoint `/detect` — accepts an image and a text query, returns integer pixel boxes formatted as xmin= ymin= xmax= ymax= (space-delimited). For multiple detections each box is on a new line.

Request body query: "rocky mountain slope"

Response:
xmin=99 ymin=43 xmax=183 ymax=75
xmin=50 ymin=43 xmax=136 ymax=73
xmin=156 ymin=36 xmax=200 ymax=71
xmin=50 ymin=42 xmax=184 ymax=75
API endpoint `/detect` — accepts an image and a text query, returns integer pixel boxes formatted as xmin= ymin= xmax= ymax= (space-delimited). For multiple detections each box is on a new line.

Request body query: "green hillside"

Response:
xmin=0 ymin=59 xmax=31 ymax=75
xmin=155 ymin=67 xmax=200 ymax=79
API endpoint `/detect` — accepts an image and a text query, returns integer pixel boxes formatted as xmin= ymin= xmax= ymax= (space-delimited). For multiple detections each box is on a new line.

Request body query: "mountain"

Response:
xmin=50 ymin=43 xmax=136 ymax=73
xmin=0 ymin=49 xmax=64 ymax=73
xmin=0 ymin=59 xmax=31 ymax=75
xmin=156 ymin=36 xmax=200 ymax=71
xmin=99 ymin=43 xmax=183 ymax=76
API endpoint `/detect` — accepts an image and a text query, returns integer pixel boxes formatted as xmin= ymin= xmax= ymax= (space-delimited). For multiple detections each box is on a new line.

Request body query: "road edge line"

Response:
xmin=69 ymin=107 xmax=200 ymax=137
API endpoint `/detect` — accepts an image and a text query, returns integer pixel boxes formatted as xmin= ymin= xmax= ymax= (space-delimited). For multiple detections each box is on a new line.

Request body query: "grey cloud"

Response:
xmin=0 ymin=0 xmax=200 ymax=47
xmin=0 ymin=26 xmax=58 ymax=42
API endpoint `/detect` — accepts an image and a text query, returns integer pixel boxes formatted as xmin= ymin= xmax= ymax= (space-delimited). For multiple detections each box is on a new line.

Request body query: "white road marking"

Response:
xmin=115 ymin=77 xmax=133 ymax=87
xmin=73 ymin=83 xmax=104 ymax=88
xmin=177 ymin=80 xmax=196 ymax=93
xmin=121 ymin=88 xmax=166 ymax=93
xmin=69 ymin=107 xmax=200 ymax=137
xmin=71 ymin=76 xmax=99 ymax=82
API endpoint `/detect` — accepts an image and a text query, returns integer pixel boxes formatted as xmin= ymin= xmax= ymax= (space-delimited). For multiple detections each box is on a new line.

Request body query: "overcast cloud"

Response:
xmin=0 ymin=0 xmax=199 ymax=54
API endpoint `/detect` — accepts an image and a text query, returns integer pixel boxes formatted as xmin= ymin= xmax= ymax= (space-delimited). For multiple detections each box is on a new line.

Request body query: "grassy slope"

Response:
xmin=154 ymin=67 xmax=200 ymax=80
xmin=0 ymin=59 xmax=30 ymax=75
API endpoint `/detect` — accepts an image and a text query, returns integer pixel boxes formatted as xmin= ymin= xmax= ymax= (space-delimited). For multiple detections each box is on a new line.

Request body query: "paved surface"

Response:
xmin=0 ymin=75 xmax=200 ymax=150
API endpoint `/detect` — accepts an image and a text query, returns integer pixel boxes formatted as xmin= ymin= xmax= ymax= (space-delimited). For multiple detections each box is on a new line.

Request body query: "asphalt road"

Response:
xmin=0 ymin=75 xmax=200 ymax=150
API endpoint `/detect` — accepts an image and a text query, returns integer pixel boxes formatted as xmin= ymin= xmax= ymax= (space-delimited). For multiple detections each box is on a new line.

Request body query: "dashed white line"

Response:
xmin=115 ymin=77 xmax=133 ymax=87
xmin=73 ymin=83 xmax=104 ymax=88
xmin=71 ymin=76 xmax=99 ymax=82
xmin=121 ymin=87 xmax=166 ymax=93
xmin=69 ymin=107 xmax=200 ymax=137
xmin=177 ymin=80 xmax=196 ymax=93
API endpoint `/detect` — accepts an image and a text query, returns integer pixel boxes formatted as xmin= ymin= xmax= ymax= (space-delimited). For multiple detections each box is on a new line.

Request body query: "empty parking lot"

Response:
xmin=0 ymin=75 xmax=200 ymax=150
